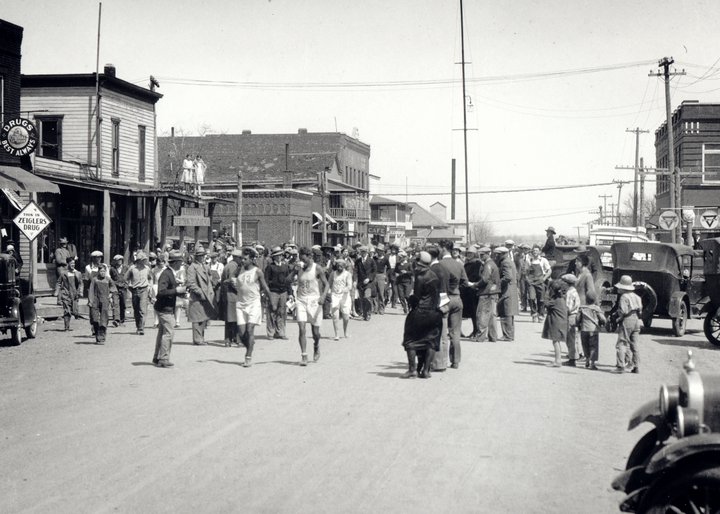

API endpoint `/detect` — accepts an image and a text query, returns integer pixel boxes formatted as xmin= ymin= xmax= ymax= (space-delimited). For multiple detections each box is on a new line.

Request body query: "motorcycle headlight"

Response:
xmin=676 ymin=406 xmax=701 ymax=437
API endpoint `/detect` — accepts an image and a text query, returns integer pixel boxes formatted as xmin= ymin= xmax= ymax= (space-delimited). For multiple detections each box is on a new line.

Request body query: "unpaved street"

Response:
xmin=1 ymin=309 xmax=715 ymax=513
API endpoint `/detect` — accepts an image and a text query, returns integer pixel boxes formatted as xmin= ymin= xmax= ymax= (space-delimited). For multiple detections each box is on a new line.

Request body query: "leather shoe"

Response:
xmin=450 ymin=363 xmax=459 ymax=369
xmin=562 ymin=360 xmax=577 ymax=367
xmin=157 ymin=360 xmax=174 ymax=367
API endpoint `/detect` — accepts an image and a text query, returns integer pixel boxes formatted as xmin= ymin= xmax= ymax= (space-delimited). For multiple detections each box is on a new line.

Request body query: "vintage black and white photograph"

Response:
xmin=2 ymin=1 xmax=720 ymax=512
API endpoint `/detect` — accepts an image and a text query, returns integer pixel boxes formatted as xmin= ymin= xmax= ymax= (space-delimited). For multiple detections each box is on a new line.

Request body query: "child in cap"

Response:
xmin=613 ymin=275 xmax=642 ymax=373
xmin=577 ymin=292 xmax=606 ymax=370
xmin=562 ymin=274 xmax=581 ymax=367
xmin=542 ymin=280 xmax=567 ymax=367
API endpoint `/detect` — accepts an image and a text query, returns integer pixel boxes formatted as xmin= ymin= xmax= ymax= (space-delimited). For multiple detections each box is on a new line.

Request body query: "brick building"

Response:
xmin=157 ymin=130 xmax=371 ymax=247
xmin=654 ymin=100 xmax=720 ymax=241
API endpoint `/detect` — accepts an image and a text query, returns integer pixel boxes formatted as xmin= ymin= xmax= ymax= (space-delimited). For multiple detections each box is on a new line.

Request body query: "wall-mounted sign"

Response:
xmin=0 ymin=118 xmax=38 ymax=157
xmin=700 ymin=209 xmax=719 ymax=229
xmin=658 ymin=210 xmax=679 ymax=231
xmin=182 ymin=207 xmax=205 ymax=217
xmin=173 ymin=215 xmax=211 ymax=227
xmin=13 ymin=200 xmax=51 ymax=241
xmin=368 ymin=224 xmax=387 ymax=236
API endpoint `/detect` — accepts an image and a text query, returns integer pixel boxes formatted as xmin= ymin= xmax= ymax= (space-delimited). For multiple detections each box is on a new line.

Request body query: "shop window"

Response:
xmin=111 ymin=118 xmax=120 ymax=176
xmin=36 ymin=116 xmax=63 ymax=160
xmin=138 ymin=125 xmax=146 ymax=182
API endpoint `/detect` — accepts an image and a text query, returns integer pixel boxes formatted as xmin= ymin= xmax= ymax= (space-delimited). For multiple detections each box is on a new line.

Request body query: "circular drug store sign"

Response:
xmin=1 ymin=118 xmax=38 ymax=157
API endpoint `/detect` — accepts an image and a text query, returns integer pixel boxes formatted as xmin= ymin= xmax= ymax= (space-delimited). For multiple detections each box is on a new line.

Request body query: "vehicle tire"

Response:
xmin=703 ymin=308 xmax=720 ymax=347
xmin=634 ymin=281 xmax=657 ymax=330
xmin=10 ymin=327 xmax=22 ymax=346
xmin=672 ymin=301 xmax=688 ymax=337
xmin=640 ymin=463 xmax=720 ymax=513
xmin=25 ymin=320 xmax=37 ymax=339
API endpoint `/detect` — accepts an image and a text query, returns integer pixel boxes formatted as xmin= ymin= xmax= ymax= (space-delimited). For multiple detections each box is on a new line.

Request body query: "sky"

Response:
xmin=4 ymin=0 xmax=720 ymax=239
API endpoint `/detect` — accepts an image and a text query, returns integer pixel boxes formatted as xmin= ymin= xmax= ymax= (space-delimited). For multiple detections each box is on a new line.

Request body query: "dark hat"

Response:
xmin=168 ymin=250 xmax=184 ymax=262
xmin=546 ymin=226 xmax=556 ymax=234
xmin=242 ymin=246 xmax=258 ymax=257
xmin=231 ymin=248 xmax=244 ymax=257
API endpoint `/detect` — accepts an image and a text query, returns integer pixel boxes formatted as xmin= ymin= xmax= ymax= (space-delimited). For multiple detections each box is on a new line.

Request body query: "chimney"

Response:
xmin=298 ymin=128 xmax=308 ymax=135
xmin=171 ymin=127 xmax=175 ymax=138
xmin=104 ymin=64 xmax=116 ymax=77
xmin=242 ymin=130 xmax=252 ymax=135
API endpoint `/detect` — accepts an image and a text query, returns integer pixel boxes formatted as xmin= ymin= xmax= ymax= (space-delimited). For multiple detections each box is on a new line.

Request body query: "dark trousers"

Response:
xmin=224 ymin=321 xmax=237 ymax=343
xmin=266 ymin=291 xmax=288 ymax=337
xmin=192 ymin=321 xmax=207 ymax=344
xmin=447 ymin=296 xmax=463 ymax=365
xmin=131 ymin=287 xmax=148 ymax=330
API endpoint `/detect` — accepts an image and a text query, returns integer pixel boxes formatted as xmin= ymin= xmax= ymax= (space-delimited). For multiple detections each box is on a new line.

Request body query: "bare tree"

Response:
xmin=618 ymin=194 xmax=657 ymax=227
xmin=469 ymin=214 xmax=495 ymax=244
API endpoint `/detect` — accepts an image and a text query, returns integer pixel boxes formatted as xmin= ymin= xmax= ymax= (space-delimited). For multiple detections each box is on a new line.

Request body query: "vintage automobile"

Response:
xmin=0 ymin=253 xmax=38 ymax=345
xmin=612 ymin=351 xmax=720 ymax=512
xmin=610 ymin=242 xmax=706 ymax=336
xmin=550 ymin=244 xmax=615 ymax=310
xmin=699 ymin=238 xmax=720 ymax=347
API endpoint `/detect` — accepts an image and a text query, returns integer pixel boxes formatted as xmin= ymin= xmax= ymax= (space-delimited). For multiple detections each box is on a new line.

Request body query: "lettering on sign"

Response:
xmin=13 ymin=200 xmax=51 ymax=241
xmin=181 ymin=207 xmax=205 ymax=217
xmin=173 ymin=215 xmax=211 ymax=227
xmin=1 ymin=118 xmax=38 ymax=157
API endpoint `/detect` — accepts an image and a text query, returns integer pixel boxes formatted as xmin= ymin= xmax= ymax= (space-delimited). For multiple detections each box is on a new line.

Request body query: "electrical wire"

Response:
xmin=487 ymin=209 xmax=590 ymax=223
xmin=376 ymin=180 xmax=630 ymax=197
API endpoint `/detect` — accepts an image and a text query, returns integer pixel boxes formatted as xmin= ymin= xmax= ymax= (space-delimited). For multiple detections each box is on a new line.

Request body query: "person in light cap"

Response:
xmin=612 ymin=275 xmax=642 ymax=374
xmin=474 ymin=245 xmax=499 ymax=342
xmin=125 ymin=250 xmax=153 ymax=335
xmin=400 ymin=250 xmax=442 ymax=379
xmin=110 ymin=255 xmax=128 ymax=326
xmin=394 ymin=249 xmax=414 ymax=314
xmin=494 ymin=245 xmax=518 ymax=341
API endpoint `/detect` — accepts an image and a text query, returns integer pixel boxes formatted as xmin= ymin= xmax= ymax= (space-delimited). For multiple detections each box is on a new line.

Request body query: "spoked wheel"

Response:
xmin=703 ymin=309 xmax=720 ymax=347
xmin=641 ymin=464 xmax=720 ymax=513
xmin=10 ymin=327 xmax=21 ymax=346
xmin=673 ymin=302 xmax=687 ymax=337
xmin=25 ymin=320 xmax=37 ymax=339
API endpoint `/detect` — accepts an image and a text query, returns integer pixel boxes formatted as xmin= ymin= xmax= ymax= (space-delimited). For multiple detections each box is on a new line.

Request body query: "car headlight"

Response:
xmin=676 ymin=406 xmax=701 ymax=437
xmin=660 ymin=384 xmax=680 ymax=421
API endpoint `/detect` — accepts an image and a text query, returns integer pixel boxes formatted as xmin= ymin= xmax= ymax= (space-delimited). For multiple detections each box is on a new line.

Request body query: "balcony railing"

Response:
xmin=329 ymin=207 xmax=370 ymax=221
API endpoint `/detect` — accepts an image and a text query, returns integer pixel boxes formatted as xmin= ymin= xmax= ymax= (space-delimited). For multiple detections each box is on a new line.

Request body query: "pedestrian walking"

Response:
xmin=125 ymin=251 xmax=153 ymax=335
xmin=186 ymin=246 xmax=217 ymax=345
xmin=56 ymin=258 xmax=82 ymax=331
xmin=88 ymin=265 xmax=112 ymax=344
xmin=153 ymin=250 xmax=187 ymax=368
xmin=54 ymin=237 xmax=77 ymax=278
xmin=374 ymin=244 xmax=389 ymax=314
xmin=233 ymin=246 xmax=272 ymax=367
xmin=329 ymin=259 xmax=352 ymax=340
xmin=437 ymin=240 xmax=469 ymax=369
xmin=428 ymin=246 xmax=450 ymax=371
xmin=355 ymin=246 xmax=376 ymax=321
xmin=294 ymin=247 xmax=329 ymax=366
xmin=612 ymin=275 xmax=642 ymax=374
xmin=394 ymin=250 xmax=414 ymax=314
xmin=109 ymin=255 xmax=128 ymax=326
xmin=265 ymin=246 xmax=292 ymax=340
xmin=542 ymin=280 xmax=568 ymax=367
xmin=401 ymin=251 xmax=442 ymax=379
xmin=495 ymin=246 xmax=518 ymax=341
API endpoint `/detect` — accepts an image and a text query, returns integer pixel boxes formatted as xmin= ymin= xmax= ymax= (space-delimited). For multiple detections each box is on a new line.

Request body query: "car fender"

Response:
xmin=701 ymin=302 xmax=719 ymax=316
xmin=646 ymin=433 xmax=720 ymax=475
xmin=20 ymin=294 xmax=36 ymax=326
xmin=11 ymin=297 xmax=20 ymax=321
xmin=668 ymin=291 xmax=687 ymax=318
xmin=628 ymin=400 xmax=663 ymax=431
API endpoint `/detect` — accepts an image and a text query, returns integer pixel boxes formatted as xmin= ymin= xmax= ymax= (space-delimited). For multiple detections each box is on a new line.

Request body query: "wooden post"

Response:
xmin=178 ymin=200 xmax=186 ymax=251
xmin=160 ymin=196 xmax=168 ymax=250
xmin=237 ymin=170 xmax=243 ymax=245
xmin=124 ymin=198 xmax=132 ymax=262
xmin=103 ymin=190 xmax=111 ymax=259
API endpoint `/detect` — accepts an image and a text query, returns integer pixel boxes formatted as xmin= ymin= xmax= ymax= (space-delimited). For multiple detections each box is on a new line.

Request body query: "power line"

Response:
xmin=378 ymin=180 xmax=630 ymax=196
xmin=488 ymin=209 xmax=590 ymax=223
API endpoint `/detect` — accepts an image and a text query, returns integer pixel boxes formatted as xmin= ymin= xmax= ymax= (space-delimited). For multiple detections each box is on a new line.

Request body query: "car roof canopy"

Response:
xmin=700 ymin=238 xmax=720 ymax=275
xmin=611 ymin=242 xmax=694 ymax=276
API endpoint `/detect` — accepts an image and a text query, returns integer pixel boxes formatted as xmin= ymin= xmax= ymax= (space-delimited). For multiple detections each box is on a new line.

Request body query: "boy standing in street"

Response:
xmin=613 ymin=275 xmax=642 ymax=373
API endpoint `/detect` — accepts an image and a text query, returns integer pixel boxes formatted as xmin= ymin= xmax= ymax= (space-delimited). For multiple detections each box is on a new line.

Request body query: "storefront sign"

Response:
xmin=1 ymin=118 xmax=38 ymax=157
xmin=367 ymin=224 xmax=387 ymax=236
xmin=173 ymin=215 xmax=211 ymax=227
xmin=700 ymin=209 xmax=719 ymax=229
xmin=182 ymin=207 xmax=205 ymax=217
xmin=13 ymin=200 xmax=51 ymax=241
xmin=658 ymin=210 xmax=679 ymax=231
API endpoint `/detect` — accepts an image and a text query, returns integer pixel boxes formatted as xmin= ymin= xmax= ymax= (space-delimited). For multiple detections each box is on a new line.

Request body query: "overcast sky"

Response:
xmin=5 ymin=0 xmax=720 ymax=239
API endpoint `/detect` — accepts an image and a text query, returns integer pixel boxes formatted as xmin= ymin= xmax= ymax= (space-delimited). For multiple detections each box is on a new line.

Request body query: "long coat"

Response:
xmin=186 ymin=261 xmax=217 ymax=322
xmin=497 ymin=255 xmax=519 ymax=317
xmin=217 ymin=259 xmax=239 ymax=322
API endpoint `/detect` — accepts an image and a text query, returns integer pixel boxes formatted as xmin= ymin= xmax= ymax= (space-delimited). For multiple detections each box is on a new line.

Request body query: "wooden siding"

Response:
xmin=21 ymin=86 xmax=156 ymax=186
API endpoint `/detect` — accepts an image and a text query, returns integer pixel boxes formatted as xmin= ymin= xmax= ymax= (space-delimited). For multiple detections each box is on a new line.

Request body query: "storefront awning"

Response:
xmin=0 ymin=165 xmax=60 ymax=193
xmin=1 ymin=189 xmax=23 ymax=210
xmin=325 ymin=212 xmax=338 ymax=224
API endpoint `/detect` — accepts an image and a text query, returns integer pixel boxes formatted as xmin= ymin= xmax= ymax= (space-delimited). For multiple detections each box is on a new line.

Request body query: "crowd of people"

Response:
xmin=51 ymin=224 xmax=641 ymax=375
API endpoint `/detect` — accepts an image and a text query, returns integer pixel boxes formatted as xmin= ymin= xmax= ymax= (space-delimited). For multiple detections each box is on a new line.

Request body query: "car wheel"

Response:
xmin=25 ymin=320 xmax=37 ymax=339
xmin=703 ymin=309 xmax=720 ymax=347
xmin=673 ymin=302 xmax=688 ymax=337
xmin=10 ymin=327 xmax=22 ymax=346
xmin=640 ymin=463 xmax=720 ymax=514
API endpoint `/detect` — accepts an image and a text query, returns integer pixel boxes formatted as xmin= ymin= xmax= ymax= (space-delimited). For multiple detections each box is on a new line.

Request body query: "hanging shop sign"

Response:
xmin=0 ymin=118 xmax=38 ymax=157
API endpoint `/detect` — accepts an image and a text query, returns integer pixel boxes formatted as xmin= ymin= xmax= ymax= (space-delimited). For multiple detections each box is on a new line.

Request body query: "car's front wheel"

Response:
xmin=640 ymin=463 xmax=720 ymax=513
xmin=10 ymin=327 xmax=22 ymax=346
xmin=703 ymin=308 xmax=720 ymax=347
xmin=25 ymin=320 xmax=37 ymax=339
xmin=673 ymin=302 xmax=687 ymax=337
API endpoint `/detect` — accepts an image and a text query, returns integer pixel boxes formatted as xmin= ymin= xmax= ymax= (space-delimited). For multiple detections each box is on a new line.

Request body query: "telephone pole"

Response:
xmin=320 ymin=167 xmax=328 ymax=244
xmin=639 ymin=157 xmax=645 ymax=226
xmin=599 ymin=194 xmax=612 ymax=224
xmin=609 ymin=203 xmax=617 ymax=225
xmin=650 ymin=57 xmax=685 ymax=242
xmin=614 ymin=180 xmax=624 ymax=225
xmin=236 ymin=169 xmax=243 ymax=245
xmin=626 ymin=127 xmax=649 ymax=226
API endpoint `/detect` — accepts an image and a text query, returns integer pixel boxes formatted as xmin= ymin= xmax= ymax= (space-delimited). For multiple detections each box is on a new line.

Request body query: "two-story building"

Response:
xmin=369 ymin=195 xmax=412 ymax=246
xmin=20 ymin=66 xmax=200 ymax=291
xmin=157 ymin=130 xmax=372 ymax=247
xmin=654 ymin=100 xmax=720 ymax=242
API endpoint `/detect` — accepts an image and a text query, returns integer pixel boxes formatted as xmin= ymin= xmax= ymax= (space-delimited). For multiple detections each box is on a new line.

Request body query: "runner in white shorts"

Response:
xmin=294 ymin=247 xmax=328 ymax=366
xmin=329 ymin=259 xmax=352 ymax=340
xmin=234 ymin=247 xmax=272 ymax=367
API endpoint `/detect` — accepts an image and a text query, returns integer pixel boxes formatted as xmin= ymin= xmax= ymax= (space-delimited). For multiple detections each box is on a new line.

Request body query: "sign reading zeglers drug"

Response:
xmin=1 ymin=118 xmax=38 ymax=157
xmin=13 ymin=201 xmax=51 ymax=241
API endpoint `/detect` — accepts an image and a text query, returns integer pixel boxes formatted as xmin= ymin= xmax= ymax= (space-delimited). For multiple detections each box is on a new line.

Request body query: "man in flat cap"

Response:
xmin=186 ymin=246 xmax=217 ymax=345
xmin=153 ymin=250 xmax=187 ymax=367
xmin=125 ymin=251 xmax=153 ymax=335
xmin=494 ymin=246 xmax=518 ymax=341
xmin=474 ymin=246 xmax=499 ymax=342
xmin=265 ymin=246 xmax=292 ymax=340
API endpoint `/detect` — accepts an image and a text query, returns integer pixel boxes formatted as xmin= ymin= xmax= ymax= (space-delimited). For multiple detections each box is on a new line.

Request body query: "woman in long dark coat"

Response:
xmin=401 ymin=251 xmax=442 ymax=379
xmin=542 ymin=280 xmax=568 ymax=367
xmin=88 ymin=266 xmax=112 ymax=344
xmin=219 ymin=250 xmax=241 ymax=346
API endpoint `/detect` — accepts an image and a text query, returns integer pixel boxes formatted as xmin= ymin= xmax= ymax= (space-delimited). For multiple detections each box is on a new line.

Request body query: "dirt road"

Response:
xmin=1 ymin=308 xmax=714 ymax=513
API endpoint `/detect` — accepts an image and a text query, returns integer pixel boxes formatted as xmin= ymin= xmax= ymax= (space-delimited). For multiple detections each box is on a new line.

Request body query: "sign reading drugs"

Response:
xmin=13 ymin=200 xmax=51 ymax=241
xmin=1 ymin=118 xmax=38 ymax=157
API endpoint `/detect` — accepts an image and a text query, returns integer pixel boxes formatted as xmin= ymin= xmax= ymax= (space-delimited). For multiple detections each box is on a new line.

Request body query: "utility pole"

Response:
xmin=236 ymin=169 xmax=243 ymax=246
xmin=599 ymin=194 xmax=612 ymax=224
xmin=614 ymin=180 xmax=624 ymax=225
xmin=321 ymin=166 xmax=328 ymax=244
xmin=609 ymin=203 xmax=617 ymax=225
xmin=650 ymin=57 xmax=685 ymax=242
xmin=459 ymin=0 xmax=470 ymax=245
xmin=573 ymin=226 xmax=582 ymax=242
xmin=626 ymin=127 xmax=649 ymax=226
xmin=639 ymin=157 xmax=645 ymax=227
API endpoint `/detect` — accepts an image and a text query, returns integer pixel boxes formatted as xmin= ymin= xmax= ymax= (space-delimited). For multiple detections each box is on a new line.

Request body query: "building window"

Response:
xmin=138 ymin=125 xmax=146 ymax=182
xmin=36 ymin=116 xmax=63 ymax=160
xmin=684 ymin=121 xmax=700 ymax=134
xmin=111 ymin=118 xmax=120 ymax=176
xmin=703 ymin=143 xmax=720 ymax=183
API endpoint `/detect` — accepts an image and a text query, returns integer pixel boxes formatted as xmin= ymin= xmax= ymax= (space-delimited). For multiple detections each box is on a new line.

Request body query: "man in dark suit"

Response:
xmin=355 ymin=246 xmax=376 ymax=321
xmin=219 ymin=249 xmax=242 ymax=346
xmin=495 ymin=246 xmax=519 ymax=341
xmin=153 ymin=250 xmax=186 ymax=367
xmin=186 ymin=246 xmax=217 ymax=345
